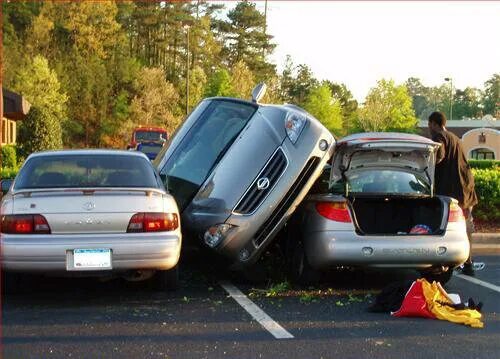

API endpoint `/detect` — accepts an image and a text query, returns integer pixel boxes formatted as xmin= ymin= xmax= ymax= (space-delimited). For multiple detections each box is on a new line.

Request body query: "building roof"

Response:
xmin=2 ymin=88 xmax=31 ymax=121
xmin=418 ymin=119 xmax=499 ymax=128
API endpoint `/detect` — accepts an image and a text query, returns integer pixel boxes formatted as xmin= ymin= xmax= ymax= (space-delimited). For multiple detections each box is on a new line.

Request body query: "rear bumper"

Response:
xmin=304 ymin=229 xmax=469 ymax=270
xmin=1 ymin=232 xmax=181 ymax=273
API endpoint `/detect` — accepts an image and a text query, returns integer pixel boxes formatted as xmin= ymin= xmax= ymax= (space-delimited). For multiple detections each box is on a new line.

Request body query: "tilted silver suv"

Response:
xmin=154 ymin=86 xmax=334 ymax=267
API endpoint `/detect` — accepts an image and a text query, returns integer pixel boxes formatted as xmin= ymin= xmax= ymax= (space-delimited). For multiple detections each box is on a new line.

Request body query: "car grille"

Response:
xmin=253 ymin=156 xmax=321 ymax=247
xmin=233 ymin=148 xmax=288 ymax=215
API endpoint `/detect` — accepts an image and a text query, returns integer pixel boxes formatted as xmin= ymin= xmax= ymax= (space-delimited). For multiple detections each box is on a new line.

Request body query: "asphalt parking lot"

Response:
xmin=2 ymin=240 xmax=499 ymax=359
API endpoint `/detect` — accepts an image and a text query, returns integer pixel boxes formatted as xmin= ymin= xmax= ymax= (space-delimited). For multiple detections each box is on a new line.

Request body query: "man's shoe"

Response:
xmin=460 ymin=263 xmax=475 ymax=276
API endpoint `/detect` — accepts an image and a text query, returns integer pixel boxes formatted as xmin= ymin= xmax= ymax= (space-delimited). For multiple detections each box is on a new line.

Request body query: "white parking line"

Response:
xmin=219 ymin=281 xmax=294 ymax=339
xmin=455 ymin=274 xmax=500 ymax=293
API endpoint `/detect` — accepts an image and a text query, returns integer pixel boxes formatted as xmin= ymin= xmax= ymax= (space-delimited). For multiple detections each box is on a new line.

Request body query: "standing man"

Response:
xmin=428 ymin=111 xmax=478 ymax=275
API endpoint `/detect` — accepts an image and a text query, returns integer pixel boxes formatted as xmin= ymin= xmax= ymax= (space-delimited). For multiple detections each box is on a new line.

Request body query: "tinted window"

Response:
xmin=332 ymin=170 xmax=430 ymax=195
xmin=160 ymin=100 xmax=257 ymax=210
xmin=15 ymin=154 xmax=160 ymax=189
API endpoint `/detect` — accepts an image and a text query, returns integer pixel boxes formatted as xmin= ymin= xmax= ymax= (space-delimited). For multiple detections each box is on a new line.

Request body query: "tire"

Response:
xmin=287 ymin=227 xmax=320 ymax=286
xmin=420 ymin=267 xmax=453 ymax=285
xmin=154 ymin=265 xmax=179 ymax=291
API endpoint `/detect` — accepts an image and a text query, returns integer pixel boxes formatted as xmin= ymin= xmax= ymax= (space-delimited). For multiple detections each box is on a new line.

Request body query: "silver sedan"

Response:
xmin=287 ymin=133 xmax=469 ymax=285
xmin=1 ymin=150 xmax=181 ymax=291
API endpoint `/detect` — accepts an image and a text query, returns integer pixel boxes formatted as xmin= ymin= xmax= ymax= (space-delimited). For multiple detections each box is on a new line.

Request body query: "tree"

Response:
xmin=204 ymin=68 xmax=233 ymax=97
xmin=355 ymin=79 xmax=418 ymax=133
xmin=230 ymin=60 xmax=254 ymax=100
xmin=303 ymin=84 xmax=343 ymax=135
xmin=482 ymin=74 xmax=499 ymax=117
xmin=405 ymin=77 xmax=434 ymax=120
xmin=221 ymin=0 xmax=276 ymax=80
xmin=323 ymin=81 xmax=358 ymax=134
xmin=454 ymin=87 xmax=482 ymax=119
xmin=279 ymin=56 xmax=318 ymax=106
xmin=12 ymin=55 xmax=67 ymax=124
xmin=130 ymin=67 xmax=180 ymax=134
xmin=17 ymin=107 xmax=63 ymax=160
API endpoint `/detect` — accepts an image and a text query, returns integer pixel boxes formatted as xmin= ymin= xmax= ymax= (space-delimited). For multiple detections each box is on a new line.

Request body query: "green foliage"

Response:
xmin=11 ymin=55 xmax=67 ymax=123
xmin=0 ymin=167 xmax=18 ymax=180
xmin=482 ymin=74 xmax=499 ymax=117
xmin=1 ymin=145 xmax=18 ymax=169
xmin=223 ymin=0 xmax=276 ymax=79
xmin=130 ymin=67 xmax=180 ymax=133
xmin=230 ymin=60 xmax=255 ymax=100
xmin=355 ymin=79 xmax=418 ymax=133
xmin=472 ymin=168 xmax=500 ymax=222
xmin=323 ymin=81 xmax=358 ymax=135
xmin=205 ymin=69 xmax=234 ymax=97
xmin=17 ymin=106 xmax=63 ymax=159
xmin=303 ymin=84 xmax=343 ymax=135
xmin=468 ymin=160 xmax=499 ymax=169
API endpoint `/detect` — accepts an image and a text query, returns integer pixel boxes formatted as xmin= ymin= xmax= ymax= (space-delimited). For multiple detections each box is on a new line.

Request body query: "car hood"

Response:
xmin=330 ymin=132 xmax=441 ymax=190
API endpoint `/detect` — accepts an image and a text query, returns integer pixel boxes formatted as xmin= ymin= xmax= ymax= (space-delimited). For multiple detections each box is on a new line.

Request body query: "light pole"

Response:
xmin=185 ymin=24 xmax=190 ymax=116
xmin=444 ymin=77 xmax=453 ymax=121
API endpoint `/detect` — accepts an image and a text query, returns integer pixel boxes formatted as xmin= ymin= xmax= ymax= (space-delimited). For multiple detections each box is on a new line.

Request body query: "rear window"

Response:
xmin=332 ymin=170 xmax=430 ymax=195
xmin=14 ymin=154 xmax=160 ymax=189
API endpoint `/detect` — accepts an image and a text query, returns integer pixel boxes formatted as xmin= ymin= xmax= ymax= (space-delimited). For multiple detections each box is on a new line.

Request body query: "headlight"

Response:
xmin=204 ymin=223 xmax=236 ymax=248
xmin=285 ymin=113 xmax=307 ymax=144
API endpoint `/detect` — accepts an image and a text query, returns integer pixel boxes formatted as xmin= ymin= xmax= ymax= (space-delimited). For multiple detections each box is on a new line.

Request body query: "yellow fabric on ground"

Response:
xmin=419 ymin=278 xmax=483 ymax=328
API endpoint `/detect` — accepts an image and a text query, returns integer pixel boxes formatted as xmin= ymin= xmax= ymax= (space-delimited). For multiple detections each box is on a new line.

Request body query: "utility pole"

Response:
xmin=444 ymin=77 xmax=453 ymax=121
xmin=185 ymin=25 xmax=190 ymax=115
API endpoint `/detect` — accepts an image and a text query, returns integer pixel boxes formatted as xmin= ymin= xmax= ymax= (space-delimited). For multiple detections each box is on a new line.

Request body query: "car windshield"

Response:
xmin=331 ymin=169 xmax=430 ymax=195
xmin=14 ymin=154 xmax=160 ymax=189
xmin=160 ymin=99 xmax=257 ymax=210
xmin=135 ymin=131 xmax=165 ymax=142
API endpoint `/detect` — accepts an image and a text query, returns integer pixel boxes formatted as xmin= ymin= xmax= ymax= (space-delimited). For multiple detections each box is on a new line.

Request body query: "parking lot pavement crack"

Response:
xmin=219 ymin=281 xmax=294 ymax=340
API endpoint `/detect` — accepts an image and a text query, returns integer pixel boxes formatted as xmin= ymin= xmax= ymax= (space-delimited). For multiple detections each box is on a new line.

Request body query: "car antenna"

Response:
xmin=251 ymin=83 xmax=267 ymax=103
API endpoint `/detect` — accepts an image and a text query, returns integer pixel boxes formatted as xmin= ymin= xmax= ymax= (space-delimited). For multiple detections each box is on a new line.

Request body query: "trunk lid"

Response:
xmin=330 ymin=133 xmax=441 ymax=195
xmin=10 ymin=190 xmax=165 ymax=234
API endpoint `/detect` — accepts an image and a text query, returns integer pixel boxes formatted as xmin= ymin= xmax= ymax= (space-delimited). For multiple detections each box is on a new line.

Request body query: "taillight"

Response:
xmin=448 ymin=202 xmax=465 ymax=222
xmin=127 ymin=213 xmax=179 ymax=232
xmin=316 ymin=202 xmax=352 ymax=223
xmin=1 ymin=214 xmax=51 ymax=234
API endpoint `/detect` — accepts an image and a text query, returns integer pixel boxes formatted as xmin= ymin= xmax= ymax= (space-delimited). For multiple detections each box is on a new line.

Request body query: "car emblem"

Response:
xmin=83 ymin=202 xmax=95 ymax=211
xmin=256 ymin=177 xmax=270 ymax=191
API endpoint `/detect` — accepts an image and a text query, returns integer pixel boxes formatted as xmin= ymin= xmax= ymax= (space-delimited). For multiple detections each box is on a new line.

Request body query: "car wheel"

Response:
xmin=154 ymin=265 xmax=180 ymax=291
xmin=287 ymin=228 xmax=320 ymax=286
xmin=420 ymin=267 xmax=453 ymax=285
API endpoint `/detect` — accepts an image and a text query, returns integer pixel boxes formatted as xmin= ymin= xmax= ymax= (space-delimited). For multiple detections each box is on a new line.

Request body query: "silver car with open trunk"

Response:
xmin=1 ymin=150 xmax=181 ymax=290
xmin=287 ymin=132 xmax=469 ymax=284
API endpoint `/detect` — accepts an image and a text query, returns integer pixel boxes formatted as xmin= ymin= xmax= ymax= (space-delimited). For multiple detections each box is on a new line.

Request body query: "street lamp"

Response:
xmin=184 ymin=24 xmax=190 ymax=116
xmin=444 ymin=77 xmax=453 ymax=121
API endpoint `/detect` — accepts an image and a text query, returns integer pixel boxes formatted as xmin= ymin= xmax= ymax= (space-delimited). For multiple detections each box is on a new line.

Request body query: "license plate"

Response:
xmin=71 ymin=248 xmax=112 ymax=270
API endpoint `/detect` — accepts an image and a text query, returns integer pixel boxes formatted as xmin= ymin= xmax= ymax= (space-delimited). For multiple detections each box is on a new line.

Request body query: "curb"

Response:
xmin=472 ymin=233 xmax=500 ymax=244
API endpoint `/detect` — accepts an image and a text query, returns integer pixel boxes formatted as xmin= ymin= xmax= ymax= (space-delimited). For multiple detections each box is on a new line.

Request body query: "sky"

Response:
xmin=221 ymin=1 xmax=500 ymax=101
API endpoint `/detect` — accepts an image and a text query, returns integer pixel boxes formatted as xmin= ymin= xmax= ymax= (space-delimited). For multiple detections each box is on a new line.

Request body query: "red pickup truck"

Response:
xmin=127 ymin=127 xmax=168 ymax=149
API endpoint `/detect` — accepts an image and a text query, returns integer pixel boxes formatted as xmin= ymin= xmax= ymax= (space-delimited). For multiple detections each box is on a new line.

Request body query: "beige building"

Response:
xmin=418 ymin=119 xmax=499 ymax=160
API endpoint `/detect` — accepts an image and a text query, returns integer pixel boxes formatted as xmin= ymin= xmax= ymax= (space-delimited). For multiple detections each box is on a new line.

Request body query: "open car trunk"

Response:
xmin=349 ymin=196 xmax=445 ymax=235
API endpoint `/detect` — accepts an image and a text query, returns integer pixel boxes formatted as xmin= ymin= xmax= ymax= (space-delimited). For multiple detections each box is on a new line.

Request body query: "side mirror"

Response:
xmin=251 ymin=82 xmax=267 ymax=103
xmin=1 ymin=179 xmax=13 ymax=195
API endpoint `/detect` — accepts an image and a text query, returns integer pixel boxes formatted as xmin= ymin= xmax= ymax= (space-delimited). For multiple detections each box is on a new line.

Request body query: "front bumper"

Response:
xmin=305 ymin=229 xmax=469 ymax=270
xmin=1 ymin=232 xmax=181 ymax=273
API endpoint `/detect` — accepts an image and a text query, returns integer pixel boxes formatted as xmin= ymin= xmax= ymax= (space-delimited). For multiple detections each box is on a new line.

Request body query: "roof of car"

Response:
xmin=27 ymin=149 xmax=149 ymax=159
